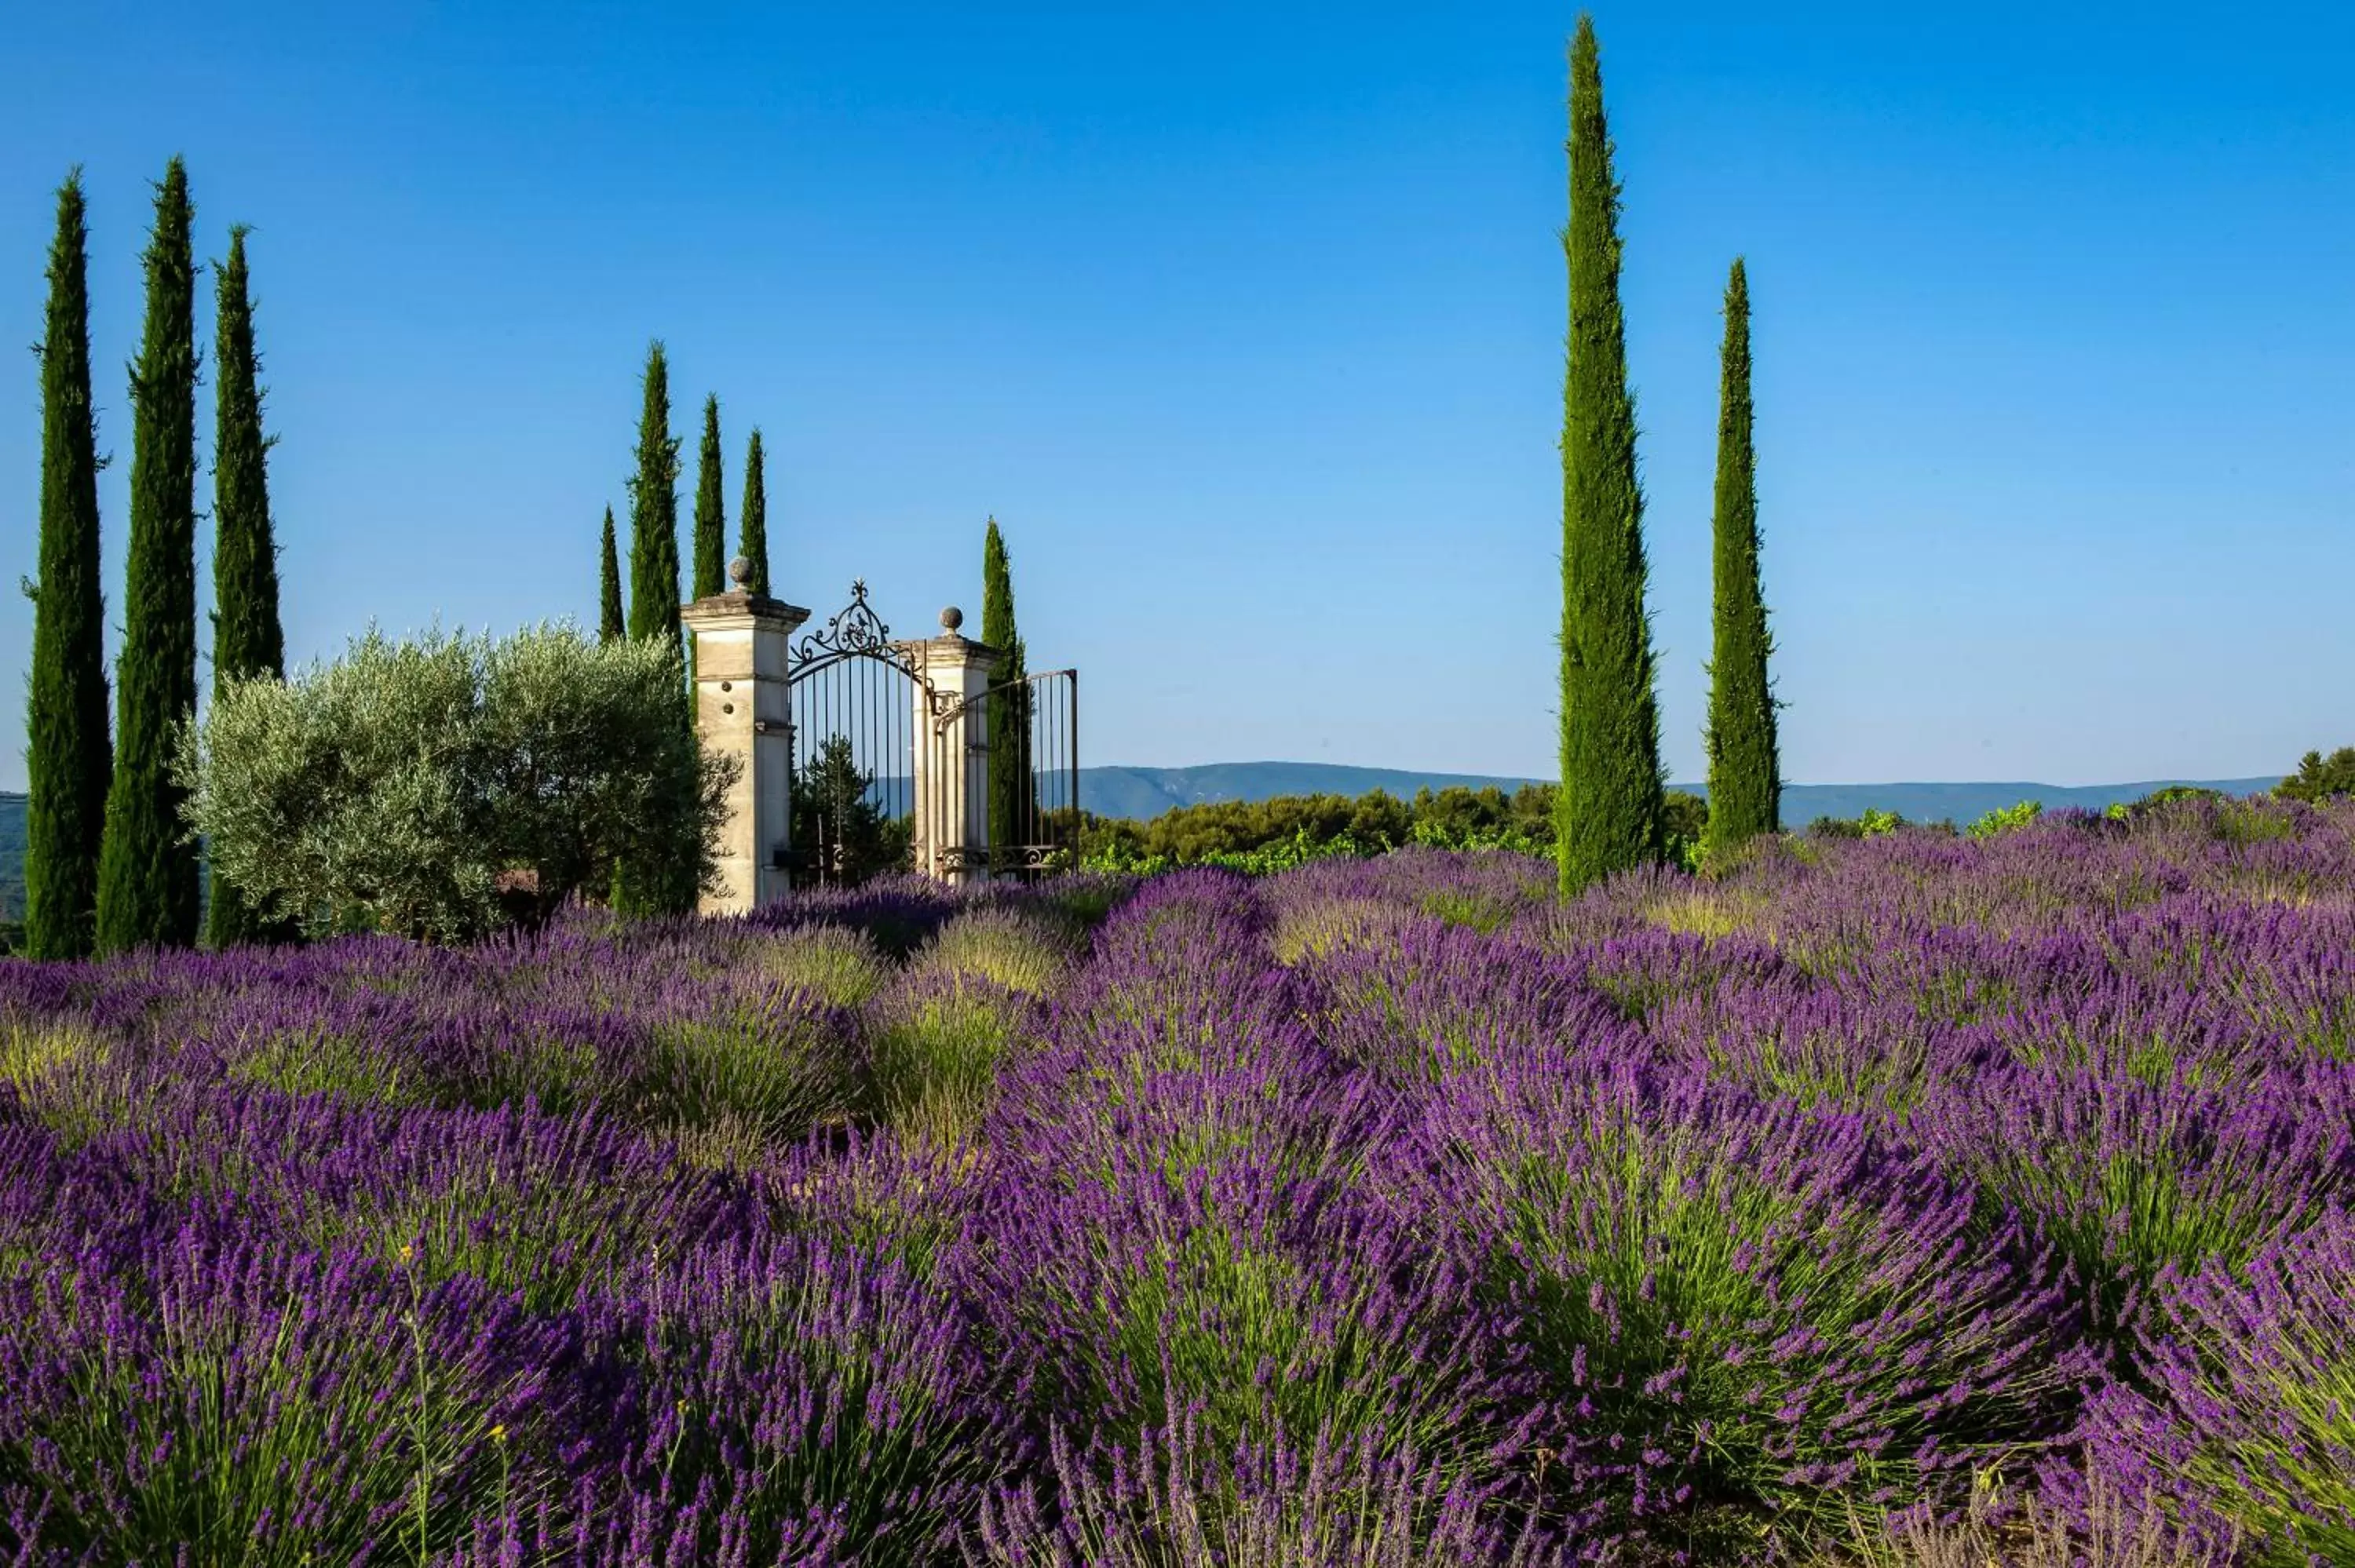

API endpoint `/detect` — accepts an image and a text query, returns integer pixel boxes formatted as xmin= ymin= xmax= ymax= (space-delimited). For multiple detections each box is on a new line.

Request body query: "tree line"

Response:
xmin=17 ymin=169 xmax=767 ymax=951
xmin=21 ymin=162 xmax=287 ymax=960
xmin=1083 ymin=782 xmax=1711 ymax=870
xmin=597 ymin=341 xmax=782 ymax=650
xmin=16 ymin=159 xmax=1039 ymax=943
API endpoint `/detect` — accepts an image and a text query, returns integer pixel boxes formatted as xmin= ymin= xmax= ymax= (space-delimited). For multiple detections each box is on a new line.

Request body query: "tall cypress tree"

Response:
xmin=980 ymin=519 xmax=1032 ymax=861
xmin=598 ymin=506 xmax=625 ymax=641
xmin=1703 ymin=257 xmax=1780 ymax=859
xmin=23 ymin=170 xmax=111 ymax=961
xmin=205 ymin=224 xmax=294 ymax=947
xmin=626 ymin=342 xmax=681 ymax=647
xmin=1557 ymin=16 xmax=1665 ymax=895
xmin=692 ymin=392 xmax=725 ymax=599
xmin=97 ymin=158 xmax=203 ymax=953
xmin=739 ymin=428 xmax=770 ymax=596
xmin=616 ymin=343 xmax=688 ymax=913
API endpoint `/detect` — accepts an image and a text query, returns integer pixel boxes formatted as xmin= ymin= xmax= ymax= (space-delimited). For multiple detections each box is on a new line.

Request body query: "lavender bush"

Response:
xmin=3 ymin=800 xmax=2352 ymax=1563
xmin=2065 ymin=1209 xmax=2355 ymax=1563
xmin=1410 ymin=1047 xmax=2094 ymax=1555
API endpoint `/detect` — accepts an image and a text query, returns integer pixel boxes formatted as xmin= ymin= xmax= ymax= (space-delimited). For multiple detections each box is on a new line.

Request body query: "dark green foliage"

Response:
xmin=738 ymin=428 xmax=770 ymax=596
xmin=1411 ymin=784 xmax=1561 ymax=852
xmin=981 ymin=519 xmax=1015 ymax=655
xmin=1662 ymin=788 xmax=1711 ymax=859
xmin=1703 ymin=258 xmax=1780 ymax=862
xmin=615 ymin=342 xmax=692 ymax=913
xmin=2138 ymin=785 xmax=2227 ymax=810
xmin=1086 ymin=789 xmax=1418 ymax=865
xmin=625 ymin=342 xmax=682 ymax=648
xmin=23 ymin=171 xmax=111 ymax=960
xmin=205 ymin=226 xmax=295 ymax=949
xmin=1075 ymin=782 xmax=1713 ymax=870
xmin=1557 ymin=16 xmax=1667 ymax=895
xmin=96 ymin=159 xmax=203 ymax=954
xmin=981 ymin=519 xmax=1035 ymax=859
xmin=1807 ymin=808 xmax=1918 ymax=841
xmin=692 ymin=392 xmax=725 ymax=600
xmin=792 ymin=735 xmax=905 ymax=884
xmin=598 ymin=507 xmax=624 ymax=643
xmin=2277 ymin=748 xmax=2355 ymax=804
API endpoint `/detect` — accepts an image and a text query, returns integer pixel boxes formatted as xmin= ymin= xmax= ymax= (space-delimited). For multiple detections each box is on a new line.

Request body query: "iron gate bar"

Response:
xmin=931 ymin=666 xmax=1082 ymax=875
xmin=785 ymin=581 xmax=934 ymax=885
xmin=785 ymin=581 xmax=1080 ymax=884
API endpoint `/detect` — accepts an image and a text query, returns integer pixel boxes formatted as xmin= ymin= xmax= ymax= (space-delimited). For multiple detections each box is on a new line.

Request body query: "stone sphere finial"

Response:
xmin=727 ymin=556 xmax=753 ymax=591
xmin=939 ymin=606 xmax=964 ymax=634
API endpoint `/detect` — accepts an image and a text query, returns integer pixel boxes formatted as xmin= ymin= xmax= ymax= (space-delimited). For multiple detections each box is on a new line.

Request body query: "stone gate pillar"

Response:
xmin=681 ymin=560 xmax=810 ymax=914
xmin=901 ymin=608 xmax=1001 ymax=884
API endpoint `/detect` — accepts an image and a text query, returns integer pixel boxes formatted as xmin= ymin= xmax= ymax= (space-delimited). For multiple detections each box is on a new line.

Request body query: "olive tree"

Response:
xmin=177 ymin=623 xmax=733 ymax=943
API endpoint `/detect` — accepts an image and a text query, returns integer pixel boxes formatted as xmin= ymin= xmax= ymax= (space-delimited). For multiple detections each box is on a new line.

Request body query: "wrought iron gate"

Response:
xmin=785 ymin=582 xmax=1079 ymax=885
xmin=934 ymin=667 xmax=1080 ymax=877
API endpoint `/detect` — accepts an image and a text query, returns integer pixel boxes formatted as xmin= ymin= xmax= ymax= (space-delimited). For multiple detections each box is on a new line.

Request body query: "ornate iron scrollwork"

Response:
xmin=792 ymin=579 xmax=900 ymax=665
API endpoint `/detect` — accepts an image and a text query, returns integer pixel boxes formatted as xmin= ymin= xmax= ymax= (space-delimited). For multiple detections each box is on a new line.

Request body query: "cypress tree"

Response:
xmin=1703 ymin=257 xmax=1780 ymax=859
xmin=205 ymin=224 xmax=294 ymax=947
xmin=616 ymin=342 xmax=688 ymax=913
xmin=598 ymin=506 xmax=625 ymax=642
xmin=625 ymin=342 xmax=681 ymax=647
xmin=1556 ymin=16 xmax=1665 ymax=895
xmin=22 ymin=170 xmax=111 ymax=961
xmin=691 ymin=392 xmax=725 ymax=599
xmin=980 ymin=519 xmax=1032 ymax=861
xmin=97 ymin=158 xmax=203 ymax=953
xmin=739 ymin=428 xmax=770 ymax=596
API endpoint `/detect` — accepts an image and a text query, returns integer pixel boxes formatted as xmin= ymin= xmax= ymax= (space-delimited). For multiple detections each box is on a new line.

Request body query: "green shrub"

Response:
xmin=1809 ymin=807 xmax=1908 ymax=841
xmin=1966 ymin=800 xmax=2043 ymax=839
xmin=1081 ymin=782 xmax=1596 ymax=870
xmin=177 ymin=624 xmax=734 ymax=943
xmin=2138 ymin=785 xmax=2225 ymax=811
xmin=638 ymin=992 xmax=861 ymax=1165
xmin=867 ymin=973 xmax=1033 ymax=1147
xmin=912 ymin=908 xmax=1078 ymax=997
xmin=751 ymin=924 xmax=890 ymax=1008
xmin=2276 ymin=746 xmax=2355 ymax=804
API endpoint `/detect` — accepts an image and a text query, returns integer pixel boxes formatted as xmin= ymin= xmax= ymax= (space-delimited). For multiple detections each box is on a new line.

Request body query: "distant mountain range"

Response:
xmin=1066 ymin=763 xmax=2287 ymax=829
xmin=0 ymin=768 xmax=2289 ymax=921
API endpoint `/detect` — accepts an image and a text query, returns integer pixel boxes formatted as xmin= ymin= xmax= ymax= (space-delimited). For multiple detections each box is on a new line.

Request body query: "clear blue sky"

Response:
xmin=4 ymin=2 xmax=2350 ymax=793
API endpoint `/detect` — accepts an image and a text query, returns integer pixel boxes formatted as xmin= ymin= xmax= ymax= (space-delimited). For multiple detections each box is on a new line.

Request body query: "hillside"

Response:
xmin=1072 ymin=763 xmax=2285 ymax=827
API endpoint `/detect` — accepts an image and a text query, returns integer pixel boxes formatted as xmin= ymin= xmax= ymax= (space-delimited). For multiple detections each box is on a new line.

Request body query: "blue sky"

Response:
xmin=3 ymin=2 xmax=2350 ymax=792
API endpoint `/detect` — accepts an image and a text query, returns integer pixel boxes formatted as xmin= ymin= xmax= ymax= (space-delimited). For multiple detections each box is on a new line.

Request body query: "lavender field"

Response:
xmin=3 ymin=797 xmax=2353 ymax=1565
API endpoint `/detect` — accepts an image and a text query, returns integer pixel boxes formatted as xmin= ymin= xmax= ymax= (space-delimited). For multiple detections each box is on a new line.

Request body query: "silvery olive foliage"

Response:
xmin=175 ymin=622 xmax=734 ymax=941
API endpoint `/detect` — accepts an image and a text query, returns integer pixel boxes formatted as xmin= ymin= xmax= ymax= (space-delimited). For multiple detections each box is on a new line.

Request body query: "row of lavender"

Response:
xmin=1 ymin=796 xmax=2350 ymax=1563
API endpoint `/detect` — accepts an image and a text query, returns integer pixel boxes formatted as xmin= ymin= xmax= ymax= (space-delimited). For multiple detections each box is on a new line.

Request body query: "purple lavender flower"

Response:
xmin=0 ymin=1224 xmax=594 ymax=1565
xmin=2070 ymin=1208 xmax=2355 ymax=1563
xmin=1407 ymin=1045 xmax=2095 ymax=1553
